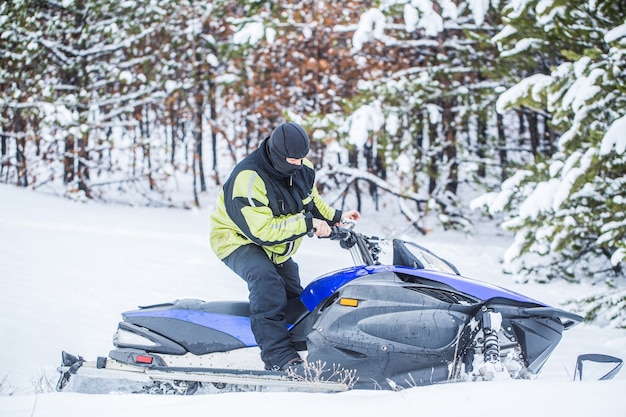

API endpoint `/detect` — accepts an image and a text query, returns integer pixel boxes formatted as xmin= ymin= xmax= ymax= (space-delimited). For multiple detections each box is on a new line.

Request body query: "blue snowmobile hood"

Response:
xmin=300 ymin=265 xmax=548 ymax=311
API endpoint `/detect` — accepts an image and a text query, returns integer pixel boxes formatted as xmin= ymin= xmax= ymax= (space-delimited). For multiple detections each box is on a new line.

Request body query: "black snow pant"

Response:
xmin=223 ymin=244 xmax=303 ymax=369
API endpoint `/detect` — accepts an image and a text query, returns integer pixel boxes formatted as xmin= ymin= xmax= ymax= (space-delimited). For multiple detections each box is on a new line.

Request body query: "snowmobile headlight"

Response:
xmin=339 ymin=298 xmax=359 ymax=307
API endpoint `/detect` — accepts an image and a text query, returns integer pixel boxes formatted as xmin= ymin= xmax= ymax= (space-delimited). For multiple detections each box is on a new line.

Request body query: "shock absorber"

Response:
xmin=481 ymin=309 xmax=502 ymax=364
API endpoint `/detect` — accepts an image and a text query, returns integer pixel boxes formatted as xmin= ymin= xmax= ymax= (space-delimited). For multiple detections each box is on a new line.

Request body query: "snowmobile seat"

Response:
xmin=167 ymin=298 xmax=308 ymax=325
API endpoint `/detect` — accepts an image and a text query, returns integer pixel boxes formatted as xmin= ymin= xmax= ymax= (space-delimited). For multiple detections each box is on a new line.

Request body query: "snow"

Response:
xmin=384 ymin=112 xmax=399 ymax=136
xmin=561 ymin=59 xmax=603 ymax=113
xmin=468 ymin=0 xmax=490 ymax=25
xmin=492 ymin=24 xmax=518 ymax=44
xmin=232 ymin=20 xmax=265 ymax=45
xmin=410 ymin=1 xmax=444 ymax=37
xmin=600 ymin=114 xmax=626 ymax=155
xmin=206 ymin=54 xmax=219 ymax=68
xmin=426 ymin=103 xmax=441 ymax=124
xmin=352 ymin=0 xmax=481 ymax=50
xmin=118 ymin=70 xmax=133 ymax=84
xmin=1 ymin=184 xmax=625 ymax=415
xmin=518 ymin=178 xmax=560 ymax=218
xmin=352 ymin=8 xmax=387 ymax=51
xmin=403 ymin=4 xmax=419 ymax=32
xmin=164 ymin=80 xmax=178 ymax=94
xmin=346 ymin=103 xmax=384 ymax=147
xmin=499 ymin=37 xmax=542 ymax=58
xmin=605 ymin=22 xmax=626 ymax=43
xmin=495 ymin=73 xmax=551 ymax=113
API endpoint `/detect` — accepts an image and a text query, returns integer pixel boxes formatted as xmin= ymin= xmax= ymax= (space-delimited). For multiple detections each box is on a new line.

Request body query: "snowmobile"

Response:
xmin=56 ymin=221 xmax=586 ymax=394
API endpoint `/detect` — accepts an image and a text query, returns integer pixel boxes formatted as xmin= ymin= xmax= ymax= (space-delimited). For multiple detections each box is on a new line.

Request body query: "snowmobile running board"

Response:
xmin=57 ymin=355 xmax=350 ymax=394
xmin=148 ymin=368 xmax=350 ymax=392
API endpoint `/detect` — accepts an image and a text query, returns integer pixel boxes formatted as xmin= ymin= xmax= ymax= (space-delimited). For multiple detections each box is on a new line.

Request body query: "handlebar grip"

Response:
xmin=325 ymin=226 xmax=349 ymax=240
xmin=311 ymin=225 xmax=351 ymax=241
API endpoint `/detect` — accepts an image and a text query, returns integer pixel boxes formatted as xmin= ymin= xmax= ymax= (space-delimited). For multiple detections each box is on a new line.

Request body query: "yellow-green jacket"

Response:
xmin=210 ymin=140 xmax=341 ymax=264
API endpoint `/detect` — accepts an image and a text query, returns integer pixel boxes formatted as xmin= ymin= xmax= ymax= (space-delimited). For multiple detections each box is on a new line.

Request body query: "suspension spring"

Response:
xmin=483 ymin=328 xmax=500 ymax=363
xmin=481 ymin=310 xmax=502 ymax=363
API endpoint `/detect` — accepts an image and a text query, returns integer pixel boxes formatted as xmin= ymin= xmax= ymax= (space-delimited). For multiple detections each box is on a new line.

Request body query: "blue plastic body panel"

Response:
xmin=300 ymin=265 xmax=547 ymax=311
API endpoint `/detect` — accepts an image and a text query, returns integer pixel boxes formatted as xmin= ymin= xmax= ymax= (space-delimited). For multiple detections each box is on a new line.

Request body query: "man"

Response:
xmin=210 ymin=121 xmax=360 ymax=371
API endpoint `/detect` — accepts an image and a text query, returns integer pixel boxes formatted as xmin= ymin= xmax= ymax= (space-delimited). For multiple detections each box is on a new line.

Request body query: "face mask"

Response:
xmin=267 ymin=122 xmax=310 ymax=176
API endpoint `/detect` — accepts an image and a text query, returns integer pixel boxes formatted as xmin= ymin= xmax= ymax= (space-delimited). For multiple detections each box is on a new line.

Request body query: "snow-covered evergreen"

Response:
xmin=474 ymin=0 xmax=625 ymax=326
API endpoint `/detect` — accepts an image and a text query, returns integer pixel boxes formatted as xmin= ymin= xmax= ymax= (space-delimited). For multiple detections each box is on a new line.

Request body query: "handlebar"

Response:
xmin=307 ymin=220 xmax=381 ymax=265
xmin=308 ymin=220 xmax=356 ymax=239
xmin=323 ymin=220 xmax=357 ymax=243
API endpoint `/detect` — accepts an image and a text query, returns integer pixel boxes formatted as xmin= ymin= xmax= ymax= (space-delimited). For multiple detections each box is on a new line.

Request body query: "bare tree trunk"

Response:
xmin=191 ymin=81 xmax=206 ymax=207
xmin=363 ymin=142 xmax=379 ymax=210
xmin=132 ymin=128 xmax=139 ymax=178
xmin=195 ymin=92 xmax=206 ymax=193
xmin=347 ymin=145 xmax=362 ymax=212
xmin=168 ymin=100 xmax=176 ymax=166
xmin=0 ymin=133 xmax=6 ymax=177
xmin=528 ymin=111 xmax=539 ymax=157
xmin=517 ymin=109 xmax=525 ymax=146
xmin=64 ymin=135 xmax=74 ymax=184
xmin=411 ymin=110 xmax=424 ymax=193
xmin=543 ymin=115 xmax=555 ymax=157
xmin=141 ymin=106 xmax=154 ymax=191
xmin=16 ymin=138 xmax=27 ymax=187
xmin=11 ymin=112 xmax=28 ymax=187
xmin=427 ymin=118 xmax=438 ymax=195
xmin=497 ymin=113 xmax=508 ymax=182
xmin=442 ymin=103 xmax=458 ymax=195
xmin=76 ymin=132 xmax=90 ymax=196
xmin=208 ymin=79 xmax=220 ymax=185
xmin=476 ymin=116 xmax=487 ymax=178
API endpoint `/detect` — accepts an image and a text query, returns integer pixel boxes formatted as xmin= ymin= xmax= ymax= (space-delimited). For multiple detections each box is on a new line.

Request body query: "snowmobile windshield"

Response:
xmin=392 ymin=239 xmax=460 ymax=275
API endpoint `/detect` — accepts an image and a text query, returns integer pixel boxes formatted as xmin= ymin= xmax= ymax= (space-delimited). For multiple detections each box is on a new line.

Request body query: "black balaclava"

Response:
xmin=267 ymin=122 xmax=310 ymax=176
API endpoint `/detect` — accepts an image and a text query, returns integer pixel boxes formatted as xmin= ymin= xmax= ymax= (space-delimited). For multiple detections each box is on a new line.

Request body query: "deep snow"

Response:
xmin=0 ymin=184 xmax=624 ymax=416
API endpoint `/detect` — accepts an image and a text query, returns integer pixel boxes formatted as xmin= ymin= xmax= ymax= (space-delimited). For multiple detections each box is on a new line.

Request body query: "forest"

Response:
xmin=1 ymin=0 xmax=624 ymax=326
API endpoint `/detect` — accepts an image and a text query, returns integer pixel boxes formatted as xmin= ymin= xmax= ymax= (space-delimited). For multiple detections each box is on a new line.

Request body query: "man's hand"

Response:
xmin=341 ymin=210 xmax=361 ymax=222
xmin=312 ymin=210 xmax=360 ymax=238
xmin=312 ymin=218 xmax=332 ymax=237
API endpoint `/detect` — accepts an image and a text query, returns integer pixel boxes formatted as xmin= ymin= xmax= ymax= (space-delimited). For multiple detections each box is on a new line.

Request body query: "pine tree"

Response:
xmin=0 ymin=0 xmax=50 ymax=187
xmin=478 ymin=0 xmax=625 ymax=326
xmin=341 ymin=0 xmax=505 ymax=231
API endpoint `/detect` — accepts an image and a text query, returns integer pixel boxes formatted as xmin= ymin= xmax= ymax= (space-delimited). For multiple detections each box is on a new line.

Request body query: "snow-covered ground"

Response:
xmin=0 ymin=184 xmax=624 ymax=416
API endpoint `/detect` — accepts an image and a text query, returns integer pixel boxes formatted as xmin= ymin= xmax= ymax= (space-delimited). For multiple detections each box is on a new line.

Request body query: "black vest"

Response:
xmin=224 ymin=140 xmax=315 ymax=218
